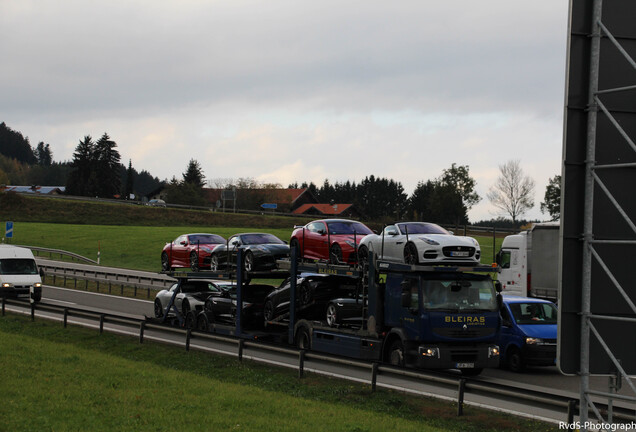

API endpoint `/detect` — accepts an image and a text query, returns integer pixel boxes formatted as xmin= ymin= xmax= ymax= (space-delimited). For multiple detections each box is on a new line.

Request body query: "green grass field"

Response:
xmin=0 ymin=314 xmax=553 ymax=432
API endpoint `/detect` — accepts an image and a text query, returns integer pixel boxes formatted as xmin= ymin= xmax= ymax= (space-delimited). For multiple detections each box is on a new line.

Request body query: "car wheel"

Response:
xmin=357 ymin=245 xmax=369 ymax=266
xmin=190 ymin=252 xmax=200 ymax=272
xmin=299 ymin=282 xmax=311 ymax=306
xmin=290 ymin=238 xmax=302 ymax=261
xmin=507 ymin=346 xmax=525 ymax=372
xmin=326 ymin=303 xmax=338 ymax=327
xmin=161 ymin=253 xmax=171 ymax=272
xmin=196 ymin=313 xmax=210 ymax=332
xmin=244 ymin=251 xmax=254 ymax=273
xmin=295 ymin=326 xmax=311 ymax=350
xmin=388 ymin=340 xmax=405 ymax=367
xmin=210 ymin=254 xmax=219 ymax=271
xmin=184 ymin=310 xmax=197 ymax=329
xmin=263 ymin=300 xmax=275 ymax=322
xmin=329 ymin=243 xmax=343 ymax=264
xmin=404 ymin=243 xmax=419 ymax=265
xmin=154 ymin=299 xmax=164 ymax=318
xmin=182 ymin=299 xmax=191 ymax=317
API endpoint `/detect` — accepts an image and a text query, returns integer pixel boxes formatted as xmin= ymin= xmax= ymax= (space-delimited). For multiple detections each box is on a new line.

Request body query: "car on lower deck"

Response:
xmin=161 ymin=233 xmax=226 ymax=272
xmin=154 ymin=279 xmax=227 ymax=320
xmin=498 ymin=296 xmax=558 ymax=372
xmin=358 ymin=222 xmax=481 ymax=266
xmin=197 ymin=283 xmax=275 ymax=330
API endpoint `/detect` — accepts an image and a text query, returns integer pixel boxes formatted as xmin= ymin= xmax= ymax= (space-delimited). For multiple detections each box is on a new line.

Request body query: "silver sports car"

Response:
xmin=154 ymin=279 xmax=227 ymax=319
xmin=358 ymin=222 xmax=481 ymax=266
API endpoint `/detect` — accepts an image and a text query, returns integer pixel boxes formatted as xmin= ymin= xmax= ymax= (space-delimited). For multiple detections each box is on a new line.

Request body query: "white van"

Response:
xmin=0 ymin=245 xmax=43 ymax=303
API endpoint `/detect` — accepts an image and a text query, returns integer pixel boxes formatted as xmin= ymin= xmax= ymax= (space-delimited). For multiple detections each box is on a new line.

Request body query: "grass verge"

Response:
xmin=0 ymin=313 xmax=555 ymax=432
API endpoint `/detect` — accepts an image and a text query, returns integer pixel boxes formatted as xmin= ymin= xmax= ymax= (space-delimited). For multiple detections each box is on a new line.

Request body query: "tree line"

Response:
xmin=1 ymin=121 xmax=561 ymax=226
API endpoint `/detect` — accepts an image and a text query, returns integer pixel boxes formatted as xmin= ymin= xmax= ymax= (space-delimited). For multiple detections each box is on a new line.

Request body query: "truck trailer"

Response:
xmin=496 ymin=222 xmax=560 ymax=301
xmin=154 ymin=249 xmax=503 ymax=375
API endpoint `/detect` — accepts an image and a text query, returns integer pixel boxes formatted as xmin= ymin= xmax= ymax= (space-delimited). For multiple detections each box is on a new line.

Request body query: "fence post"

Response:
xmin=2 ymin=297 xmax=5 ymax=316
xmin=99 ymin=314 xmax=105 ymax=334
xmin=238 ymin=339 xmax=244 ymax=362
xmin=457 ymin=379 xmax=466 ymax=416
xmin=299 ymin=350 xmax=305 ymax=378
xmin=63 ymin=308 xmax=68 ymax=327
xmin=371 ymin=362 xmax=379 ymax=392
xmin=139 ymin=321 xmax=146 ymax=343
xmin=185 ymin=328 xmax=191 ymax=351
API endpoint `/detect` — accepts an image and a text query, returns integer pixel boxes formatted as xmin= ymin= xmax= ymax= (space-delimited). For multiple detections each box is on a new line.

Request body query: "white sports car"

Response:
xmin=357 ymin=222 xmax=481 ymax=266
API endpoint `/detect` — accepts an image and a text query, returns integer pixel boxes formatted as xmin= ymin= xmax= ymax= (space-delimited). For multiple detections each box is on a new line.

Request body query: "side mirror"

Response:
xmin=497 ymin=293 xmax=503 ymax=310
xmin=401 ymin=290 xmax=411 ymax=308
xmin=39 ymin=268 xmax=45 ymax=278
xmin=180 ymin=241 xmax=187 ymax=246
xmin=494 ymin=280 xmax=502 ymax=293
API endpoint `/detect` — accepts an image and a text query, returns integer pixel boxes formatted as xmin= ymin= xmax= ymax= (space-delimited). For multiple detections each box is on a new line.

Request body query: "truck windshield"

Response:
xmin=422 ymin=278 xmax=497 ymax=312
xmin=0 ymin=259 xmax=39 ymax=275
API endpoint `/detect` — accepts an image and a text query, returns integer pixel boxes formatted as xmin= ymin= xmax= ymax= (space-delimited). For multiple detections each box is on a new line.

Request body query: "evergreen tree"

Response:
xmin=0 ymin=122 xmax=37 ymax=164
xmin=540 ymin=174 xmax=561 ymax=221
xmin=124 ymin=159 xmax=135 ymax=199
xmin=182 ymin=159 xmax=205 ymax=187
xmin=94 ymin=133 xmax=121 ymax=197
xmin=35 ymin=142 xmax=53 ymax=166
xmin=66 ymin=136 xmax=95 ymax=196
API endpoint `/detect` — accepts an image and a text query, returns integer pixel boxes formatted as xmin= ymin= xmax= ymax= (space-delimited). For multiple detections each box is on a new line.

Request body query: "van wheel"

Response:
xmin=388 ymin=340 xmax=405 ymax=367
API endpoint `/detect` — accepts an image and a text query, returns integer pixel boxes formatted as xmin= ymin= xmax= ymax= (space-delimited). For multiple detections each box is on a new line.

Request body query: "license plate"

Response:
xmin=451 ymin=251 xmax=469 ymax=257
xmin=456 ymin=362 xmax=474 ymax=368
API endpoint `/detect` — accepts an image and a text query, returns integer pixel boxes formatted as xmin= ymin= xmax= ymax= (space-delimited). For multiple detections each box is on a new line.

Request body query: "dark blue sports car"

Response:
xmin=209 ymin=232 xmax=290 ymax=272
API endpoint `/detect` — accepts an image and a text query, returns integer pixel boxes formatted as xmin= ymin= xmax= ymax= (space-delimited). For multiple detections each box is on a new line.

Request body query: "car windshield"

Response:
xmin=422 ymin=278 xmax=497 ymax=311
xmin=326 ymin=221 xmax=373 ymax=235
xmin=509 ymin=302 xmax=558 ymax=325
xmin=241 ymin=233 xmax=284 ymax=245
xmin=398 ymin=223 xmax=449 ymax=235
xmin=0 ymin=258 xmax=38 ymax=275
xmin=189 ymin=234 xmax=225 ymax=244
xmin=180 ymin=281 xmax=221 ymax=294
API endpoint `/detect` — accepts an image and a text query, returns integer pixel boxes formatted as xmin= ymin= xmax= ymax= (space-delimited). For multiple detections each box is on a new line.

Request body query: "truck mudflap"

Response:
xmin=410 ymin=342 xmax=500 ymax=370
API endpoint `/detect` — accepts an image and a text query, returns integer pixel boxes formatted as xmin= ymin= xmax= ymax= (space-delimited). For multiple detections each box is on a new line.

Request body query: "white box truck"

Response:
xmin=495 ymin=222 xmax=559 ymax=301
xmin=0 ymin=245 xmax=43 ymax=303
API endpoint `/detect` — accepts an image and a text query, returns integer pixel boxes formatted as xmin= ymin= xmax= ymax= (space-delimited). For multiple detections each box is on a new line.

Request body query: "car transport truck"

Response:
xmin=495 ymin=222 xmax=559 ymax=301
xmin=154 ymin=249 xmax=503 ymax=375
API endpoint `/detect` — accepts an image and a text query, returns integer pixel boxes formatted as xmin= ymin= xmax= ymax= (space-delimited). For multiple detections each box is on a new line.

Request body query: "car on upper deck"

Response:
xmin=161 ymin=233 xmax=226 ymax=272
xmin=358 ymin=222 xmax=480 ymax=266
xmin=290 ymin=219 xmax=373 ymax=264
xmin=209 ymin=232 xmax=290 ymax=273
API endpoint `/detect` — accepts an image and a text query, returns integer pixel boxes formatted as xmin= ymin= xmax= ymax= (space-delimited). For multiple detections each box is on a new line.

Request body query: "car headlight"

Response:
xmin=34 ymin=282 xmax=42 ymax=288
xmin=419 ymin=237 xmax=439 ymax=245
xmin=2 ymin=282 xmax=12 ymax=288
xmin=526 ymin=337 xmax=544 ymax=345
xmin=471 ymin=238 xmax=479 ymax=247
xmin=419 ymin=346 xmax=440 ymax=358
xmin=199 ymin=246 xmax=214 ymax=253
xmin=254 ymin=246 xmax=269 ymax=252
xmin=345 ymin=240 xmax=356 ymax=248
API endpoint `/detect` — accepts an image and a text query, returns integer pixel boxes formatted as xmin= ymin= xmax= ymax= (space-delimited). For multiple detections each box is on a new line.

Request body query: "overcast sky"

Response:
xmin=0 ymin=1 xmax=570 ymax=222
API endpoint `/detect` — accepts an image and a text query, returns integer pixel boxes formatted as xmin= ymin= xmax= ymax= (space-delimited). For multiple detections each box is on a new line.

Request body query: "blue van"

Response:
xmin=498 ymin=296 xmax=557 ymax=372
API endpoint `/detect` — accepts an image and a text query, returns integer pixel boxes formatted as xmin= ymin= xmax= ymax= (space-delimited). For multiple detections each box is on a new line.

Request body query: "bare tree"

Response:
xmin=487 ymin=160 xmax=535 ymax=224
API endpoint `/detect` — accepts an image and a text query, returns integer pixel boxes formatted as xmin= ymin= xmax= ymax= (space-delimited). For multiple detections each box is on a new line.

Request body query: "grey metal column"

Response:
xmin=579 ymin=0 xmax=603 ymax=426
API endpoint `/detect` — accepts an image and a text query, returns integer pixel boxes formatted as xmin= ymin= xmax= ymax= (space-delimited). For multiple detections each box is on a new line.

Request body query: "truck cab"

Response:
xmin=382 ymin=270 xmax=501 ymax=374
xmin=496 ymin=232 xmax=528 ymax=297
xmin=0 ymin=245 xmax=43 ymax=303
xmin=498 ymin=296 xmax=557 ymax=372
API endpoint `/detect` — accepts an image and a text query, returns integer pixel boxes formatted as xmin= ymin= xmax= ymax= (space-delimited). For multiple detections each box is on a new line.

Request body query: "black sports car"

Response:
xmin=209 ymin=233 xmax=290 ymax=272
xmin=325 ymin=295 xmax=367 ymax=327
xmin=262 ymin=273 xmax=359 ymax=322
xmin=196 ymin=283 xmax=275 ymax=331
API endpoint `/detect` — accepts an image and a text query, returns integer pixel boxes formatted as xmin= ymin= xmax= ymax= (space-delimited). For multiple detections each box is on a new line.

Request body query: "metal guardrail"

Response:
xmin=18 ymin=245 xmax=98 ymax=264
xmin=3 ymin=297 xmax=634 ymax=424
xmin=37 ymin=262 xmax=175 ymax=298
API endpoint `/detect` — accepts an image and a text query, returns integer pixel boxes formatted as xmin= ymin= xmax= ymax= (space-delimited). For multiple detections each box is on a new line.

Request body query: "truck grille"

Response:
xmin=450 ymin=349 xmax=479 ymax=362
xmin=433 ymin=327 xmax=496 ymax=338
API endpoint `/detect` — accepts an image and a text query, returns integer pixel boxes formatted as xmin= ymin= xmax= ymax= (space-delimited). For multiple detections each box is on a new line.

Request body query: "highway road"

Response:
xmin=29 ymin=284 xmax=634 ymax=425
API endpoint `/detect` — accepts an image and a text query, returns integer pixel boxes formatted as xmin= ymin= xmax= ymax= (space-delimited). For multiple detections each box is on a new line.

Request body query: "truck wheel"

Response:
xmin=388 ymin=340 xmax=405 ymax=367
xmin=326 ymin=303 xmax=338 ymax=327
xmin=295 ymin=326 xmax=311 ymax=350
xmin=154 ymin=299 xmax=164 ymax=318
xmin=190 ymin=252 xmax=200 ymax=272
xmin=507 ymin=346 xmax=525 ymax=372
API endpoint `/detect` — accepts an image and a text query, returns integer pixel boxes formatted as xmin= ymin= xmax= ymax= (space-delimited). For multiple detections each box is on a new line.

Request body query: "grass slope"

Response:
xmin=0 ymin=314 xmax=554 ymax=432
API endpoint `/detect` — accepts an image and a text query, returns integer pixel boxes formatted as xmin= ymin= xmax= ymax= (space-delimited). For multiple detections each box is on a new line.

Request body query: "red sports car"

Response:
xmin=161 ymin=233 xmax=226 ymax=272
xmin=290 ymin=219 xmax=373 ymax=264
